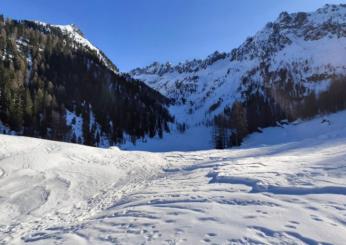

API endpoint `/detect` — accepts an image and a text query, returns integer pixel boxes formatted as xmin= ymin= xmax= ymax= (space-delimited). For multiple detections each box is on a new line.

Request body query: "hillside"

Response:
xmin=0 ymin=17 xmax=172 ymax=147
xmin=1 ymin=110 xmax=346 ymax=244
xmin=131 ymin=4 xmax=346 ymax=148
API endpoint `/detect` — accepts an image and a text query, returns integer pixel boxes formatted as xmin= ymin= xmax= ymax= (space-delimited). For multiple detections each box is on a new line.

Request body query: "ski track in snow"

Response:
xmin=1 ymin=111 xmax=346 ymax=244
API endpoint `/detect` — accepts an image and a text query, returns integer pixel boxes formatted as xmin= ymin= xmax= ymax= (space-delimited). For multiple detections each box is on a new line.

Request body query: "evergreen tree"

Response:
xmin=230 ymin=102 xmax=248 ymax=146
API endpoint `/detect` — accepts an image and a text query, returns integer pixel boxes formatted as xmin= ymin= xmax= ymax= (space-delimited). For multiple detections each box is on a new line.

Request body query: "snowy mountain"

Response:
xmin=1 ymin=4 xmax=345 ymax=244
xmin=36 ymin=22 xmax=118 ymax=74
xmin=0 ymin=17 xmax=172 ymax=147
xmin=1 ymin=109 xmax=346 ymax=244
xmin=131 ymin=4 xmax=346 ymax=147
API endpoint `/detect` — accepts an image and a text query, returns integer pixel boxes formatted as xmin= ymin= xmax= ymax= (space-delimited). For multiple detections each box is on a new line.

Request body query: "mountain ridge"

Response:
xmin=131 ymin=3 xmax=346 ymax=75
xmin=32 ymin=21 xmax=119 ymax=74
xmin=130 ymin=3 xmax=346 ymax=148
xmin=0 ymin=17 xmax=173 ymax=147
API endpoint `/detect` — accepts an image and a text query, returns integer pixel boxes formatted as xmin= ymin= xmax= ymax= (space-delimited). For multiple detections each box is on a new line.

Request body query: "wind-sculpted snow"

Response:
xmin=0 ymin=137 xmax=168 ymax=244
xmin=1 ymin=110 xmax=346 ymax=244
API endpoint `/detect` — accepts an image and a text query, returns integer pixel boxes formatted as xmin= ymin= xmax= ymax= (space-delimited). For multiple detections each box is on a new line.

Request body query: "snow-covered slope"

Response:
xmin=35 ymin=21 xmax=118 ymax=73
xmin=1 ymin=109 xmax=346 ymax=244
xmin=131 ymin=4 xmax=346 ymax=127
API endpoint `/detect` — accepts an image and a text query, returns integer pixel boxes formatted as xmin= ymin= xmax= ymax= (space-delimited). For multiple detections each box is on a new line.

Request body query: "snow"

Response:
xmin=52 ymin=24 xmax=118 ymax=74
xmin=66 ymin=110 xmax=83 ymax=142
xmin=65 ymin=109 xmax=112 ymax=147
xmin=0 ymin=121 xmax=15 ymax=135
xmin=131 ymin=4 xmax=346 ymax=134
xmin=33 ymin=21 xmax=117 ymax=74
xmin=310 ymin=4 xmax=346 ymax=25
xmin=1 ymin=5 xmax=346 ymax=243
xmin=53 ymin=25 xmax=98 ymax=53
xmin=1 ymin=110 xmax=346 ymax=244
xmin=122 ymin=126 xmax=213 ymax=152
xmin=133 ymin=57 xmax=255 ymax=127
xmin=0 ymin=136 xmax=169 ymax=244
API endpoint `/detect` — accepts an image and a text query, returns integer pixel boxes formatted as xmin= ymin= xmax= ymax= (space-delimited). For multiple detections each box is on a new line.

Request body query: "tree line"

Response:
xmin=213 ymin=76 xmax=346 ymax=149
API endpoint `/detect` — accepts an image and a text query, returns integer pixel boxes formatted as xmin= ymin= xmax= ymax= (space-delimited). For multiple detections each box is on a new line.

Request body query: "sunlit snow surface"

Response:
xmin=1 ymin=111 xmax=346 ymax=244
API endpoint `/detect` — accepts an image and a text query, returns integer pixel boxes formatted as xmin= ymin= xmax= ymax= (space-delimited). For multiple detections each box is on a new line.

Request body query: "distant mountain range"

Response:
xmin=131 ymin=4 xmax=346 ymax=148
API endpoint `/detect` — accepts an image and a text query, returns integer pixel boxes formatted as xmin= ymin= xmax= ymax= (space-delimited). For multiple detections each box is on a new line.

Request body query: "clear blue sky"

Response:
xmin=0 ymin=0 xmax=344 ymax=71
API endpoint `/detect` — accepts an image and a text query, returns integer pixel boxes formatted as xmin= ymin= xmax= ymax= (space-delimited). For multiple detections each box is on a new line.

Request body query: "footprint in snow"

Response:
xmin=244 ymin=215 xmax=257 ymax=219
xmin=202 ymin=238 xmax=211 ymax=243
xmin=174 ymin=228 xmax=184 ymax=235
xmin=164 ymin=219 xmax=175 ymax=223
xmin=311 ymin=215 xmax=323 ymax=222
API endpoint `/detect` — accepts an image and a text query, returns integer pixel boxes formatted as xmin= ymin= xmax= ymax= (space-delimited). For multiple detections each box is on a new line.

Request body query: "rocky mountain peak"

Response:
xmin=130 ymin=4 xmax=346 ymax=131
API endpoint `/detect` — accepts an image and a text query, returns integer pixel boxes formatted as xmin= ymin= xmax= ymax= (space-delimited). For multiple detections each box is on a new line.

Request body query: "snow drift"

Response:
xmin=1 ymin=109 xmax=346 ymax=244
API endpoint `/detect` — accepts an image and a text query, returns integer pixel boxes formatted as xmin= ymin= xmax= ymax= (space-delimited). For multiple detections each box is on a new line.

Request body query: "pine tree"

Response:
xmin=230 ymin=102 xmax=248 ymax=146
xmin=24 ymin=89 xmax=33 ymax=123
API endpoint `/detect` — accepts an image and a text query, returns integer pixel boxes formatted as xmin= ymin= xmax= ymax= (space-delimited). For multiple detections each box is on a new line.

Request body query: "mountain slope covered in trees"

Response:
xmin=131 ymin=4 xmax=346 ymax=148
xmin=0 ymin=17 xmax=173 ymax=146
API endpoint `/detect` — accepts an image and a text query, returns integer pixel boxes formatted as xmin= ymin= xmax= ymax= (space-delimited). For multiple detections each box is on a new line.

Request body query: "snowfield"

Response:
xmin=1 ymin=111 xmax=346 ymax=244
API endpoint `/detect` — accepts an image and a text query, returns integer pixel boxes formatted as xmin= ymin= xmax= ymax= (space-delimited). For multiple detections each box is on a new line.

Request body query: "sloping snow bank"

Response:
xmin=1 ymin=110 xmax=346 ymax=244
xmin=0 ymin=135 xmax=169 ymax=244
